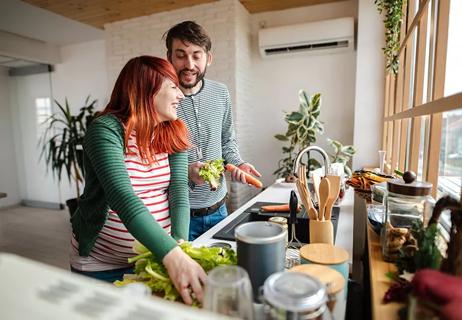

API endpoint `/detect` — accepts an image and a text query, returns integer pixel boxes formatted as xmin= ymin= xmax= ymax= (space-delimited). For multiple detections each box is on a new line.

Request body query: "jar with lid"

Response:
xmin=381 ymin=171 xmax=434 ymax=262
xmin=260 ymin=271 xmax=332 ymax=320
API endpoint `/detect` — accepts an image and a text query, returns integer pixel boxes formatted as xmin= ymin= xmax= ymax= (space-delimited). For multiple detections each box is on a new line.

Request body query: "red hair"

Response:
xmin=102 ymin=56 xmax=190 ymax=163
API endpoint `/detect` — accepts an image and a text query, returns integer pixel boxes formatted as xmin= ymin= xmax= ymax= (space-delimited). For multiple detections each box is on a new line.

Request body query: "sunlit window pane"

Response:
xmin=438 ymin=109 xmax=462 ymax=199
xmin=444 ymin=0 xmax=462 ymax=96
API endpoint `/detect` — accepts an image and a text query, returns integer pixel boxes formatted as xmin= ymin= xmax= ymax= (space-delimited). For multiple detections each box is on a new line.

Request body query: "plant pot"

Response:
xmin=66 ymin=198 xmax=79 ymax=217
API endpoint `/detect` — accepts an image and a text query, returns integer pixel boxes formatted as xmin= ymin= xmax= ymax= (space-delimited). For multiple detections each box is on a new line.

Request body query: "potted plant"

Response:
xmin=40 ymin=96 xmax=97 ymax=215
xmin=273 ymin=90 xmax=356 ymax=181
xmin=326 ymin=138 xmax=356 ymax=177
xmin=273 ymin=90 xmax=324 ymax=181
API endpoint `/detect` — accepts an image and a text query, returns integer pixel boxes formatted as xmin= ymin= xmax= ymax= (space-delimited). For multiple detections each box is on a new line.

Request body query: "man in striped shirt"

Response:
xmin=165 ymin=21 xmax=261 ymax=240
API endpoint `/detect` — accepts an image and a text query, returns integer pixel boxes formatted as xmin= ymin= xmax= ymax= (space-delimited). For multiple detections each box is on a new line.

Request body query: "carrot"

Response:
xmin=261 ymin=204 xmax=301 ymax=213
xmin=225 ymin=164 xmax=263 ymax=188
xmin=261 ymin=204 xmax=290 ymax=212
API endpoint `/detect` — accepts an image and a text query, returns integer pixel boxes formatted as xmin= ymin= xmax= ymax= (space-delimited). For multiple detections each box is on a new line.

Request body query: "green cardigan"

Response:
xmin=71 ymin=114 xmax=190 ymax=260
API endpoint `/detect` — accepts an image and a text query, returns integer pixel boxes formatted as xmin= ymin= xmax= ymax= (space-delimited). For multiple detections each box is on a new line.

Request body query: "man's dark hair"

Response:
xmin=164 ymin=21 xmax=212 ymax=57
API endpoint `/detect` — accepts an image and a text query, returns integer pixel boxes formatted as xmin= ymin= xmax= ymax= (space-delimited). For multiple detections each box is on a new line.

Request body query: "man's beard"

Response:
xmin=179 ymin=67 xmax=207 ymax=89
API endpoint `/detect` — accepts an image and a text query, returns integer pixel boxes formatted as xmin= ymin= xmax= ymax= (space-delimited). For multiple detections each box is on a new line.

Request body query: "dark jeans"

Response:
xmin=70 ymin=266 xmax=133 ymax=283
xmin=189 ymin=203 xmax=228 ymax=241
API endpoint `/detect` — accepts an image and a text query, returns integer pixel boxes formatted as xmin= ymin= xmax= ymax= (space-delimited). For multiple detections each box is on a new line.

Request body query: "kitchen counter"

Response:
xmin=367 ymin=219 xmax=402 ymax=320
xmin=194 ymin=181 xmax=354 ymax=264
xmin=194 ymin=181 xmax=353 ymax=319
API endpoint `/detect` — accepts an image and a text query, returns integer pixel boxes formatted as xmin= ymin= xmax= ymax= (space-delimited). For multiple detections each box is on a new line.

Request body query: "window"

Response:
xmin=382 ymin=0 xmax=462 ymax=200
xmin=36 ymin=97 xmax=52 ymax=139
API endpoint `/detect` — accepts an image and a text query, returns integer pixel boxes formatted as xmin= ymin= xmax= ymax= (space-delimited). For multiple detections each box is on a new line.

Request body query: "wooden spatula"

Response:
xmin=318 ymin=177 xmax=331 ymax=221
xmin=324 ymin=175 xmax=341 ymax=220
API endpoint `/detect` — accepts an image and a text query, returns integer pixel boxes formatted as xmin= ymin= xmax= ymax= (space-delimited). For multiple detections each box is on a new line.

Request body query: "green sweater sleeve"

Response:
xmin=83 ymin=118 xmax=177 ymax=260
xmin=168 ymin=151 xmax=190 ymax=241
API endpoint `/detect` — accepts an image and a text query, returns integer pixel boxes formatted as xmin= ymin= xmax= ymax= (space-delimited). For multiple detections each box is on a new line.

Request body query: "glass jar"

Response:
xmin=268 ymin=217 xmax=288 ymax=248
xmin=260 ymin=271 xmax=332 ymax=320
xmin=381 ymin=171 xmax=433 ymax=262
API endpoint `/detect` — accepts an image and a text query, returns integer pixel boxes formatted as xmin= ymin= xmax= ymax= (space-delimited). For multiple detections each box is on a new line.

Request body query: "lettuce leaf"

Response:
xmin=114 ymin=241 xmax=237 ymax=305
xmin=199 ymin=159 xmax=225 ymax=191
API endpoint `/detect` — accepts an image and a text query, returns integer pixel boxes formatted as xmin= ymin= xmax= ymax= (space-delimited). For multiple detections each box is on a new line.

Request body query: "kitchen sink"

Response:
xmin=213 ymin=202 xmax=340 ymax=244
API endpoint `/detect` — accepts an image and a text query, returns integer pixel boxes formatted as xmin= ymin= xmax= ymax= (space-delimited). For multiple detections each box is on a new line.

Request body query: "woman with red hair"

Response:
xmin=70 ymin=56 xmax=205 ymax=304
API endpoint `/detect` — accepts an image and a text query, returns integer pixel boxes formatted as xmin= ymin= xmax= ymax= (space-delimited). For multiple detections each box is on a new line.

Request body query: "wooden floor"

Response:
xmin=0 ymin=205 xmax=70 ymax=269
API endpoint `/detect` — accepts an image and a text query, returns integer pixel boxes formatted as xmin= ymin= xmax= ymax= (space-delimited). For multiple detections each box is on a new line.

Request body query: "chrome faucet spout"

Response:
xmin=293 ymin=146 xmax=330 ymax=177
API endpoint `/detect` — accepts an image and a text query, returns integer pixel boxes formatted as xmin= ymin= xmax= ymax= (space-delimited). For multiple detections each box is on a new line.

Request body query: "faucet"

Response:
xmin=293 ymin=145 xmax=330 ymax=177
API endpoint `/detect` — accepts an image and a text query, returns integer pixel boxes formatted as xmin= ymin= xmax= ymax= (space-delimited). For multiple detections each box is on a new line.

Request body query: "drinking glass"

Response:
xmin=204 ymin=265 xmax=254 ymax=320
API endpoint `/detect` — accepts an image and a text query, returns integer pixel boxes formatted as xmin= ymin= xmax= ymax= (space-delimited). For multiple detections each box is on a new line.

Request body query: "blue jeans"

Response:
xmin=189 ymin=203 xmax=228 ymax=241
xmin=70 ymin=266 xmax=133 ymax=283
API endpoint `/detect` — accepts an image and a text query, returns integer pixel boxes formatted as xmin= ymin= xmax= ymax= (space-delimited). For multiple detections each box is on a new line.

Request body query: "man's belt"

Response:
xmin=190 ymin=196 xmax=227 ymax=217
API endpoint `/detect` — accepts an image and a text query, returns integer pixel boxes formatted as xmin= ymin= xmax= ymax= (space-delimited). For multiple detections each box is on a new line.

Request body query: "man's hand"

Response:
xmin=188 ymin=162 xmax=206 ymax=185
xmin=230 ymin=162 xmax=261 ymax=184
xmin=162 ymin=246 xmax=207 ymax=305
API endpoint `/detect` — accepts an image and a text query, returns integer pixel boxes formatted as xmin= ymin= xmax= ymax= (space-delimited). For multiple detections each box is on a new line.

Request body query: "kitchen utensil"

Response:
xmin=318 ymin=177 xmax=331 ymax=220
xmin=312 ymin=171 xmax=322 ymax=205
xmin=235 ymin=221 xmax=286 ymax=300
xmin=288 ymin=190 xmax=302 ymax=249
xmin=324 ymin=175 xmax=341 ymax=220
xmin=309 ymin=219 xmax=334 ymax=244
xmin=297 ymin=165 xmax=318 ymax=220
xmin=204 ymin=265 xmax=254 ymax=319
xmin=300 ymin=243 xmax=349 ymax=297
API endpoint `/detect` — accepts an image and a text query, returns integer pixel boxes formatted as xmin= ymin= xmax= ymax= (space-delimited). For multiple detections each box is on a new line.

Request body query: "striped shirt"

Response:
xmin=70 ymin=134 xmax=171 ymax=271
xmin=177 ymin=79 xmax=243 ymax=209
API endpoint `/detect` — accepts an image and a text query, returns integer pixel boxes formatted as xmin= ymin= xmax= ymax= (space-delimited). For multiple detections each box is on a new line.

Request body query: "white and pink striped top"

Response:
xmin=70 ymin=134 xmax=171 ymax=272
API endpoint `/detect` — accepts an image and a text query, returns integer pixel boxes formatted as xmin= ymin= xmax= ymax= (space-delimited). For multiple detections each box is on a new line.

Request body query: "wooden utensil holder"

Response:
xmin=309 ymin=219 xmax=334 ymax=244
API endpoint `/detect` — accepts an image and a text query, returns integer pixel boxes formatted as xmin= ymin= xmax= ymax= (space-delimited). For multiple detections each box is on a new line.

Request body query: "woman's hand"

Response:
xmin=162 ymin=246 xmax=207 ymax=305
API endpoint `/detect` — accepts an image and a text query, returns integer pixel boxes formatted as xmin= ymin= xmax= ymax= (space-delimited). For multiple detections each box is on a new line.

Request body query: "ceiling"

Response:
xmin=0 ymin=54 xmax=38 ymax=68
xmin=22 ymin=0 xmax=343 ymax=29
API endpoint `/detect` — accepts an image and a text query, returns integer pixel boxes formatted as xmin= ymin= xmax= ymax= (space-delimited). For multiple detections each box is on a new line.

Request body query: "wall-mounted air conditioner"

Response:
xmin=258 ymin=17 xmax=355 ymax=58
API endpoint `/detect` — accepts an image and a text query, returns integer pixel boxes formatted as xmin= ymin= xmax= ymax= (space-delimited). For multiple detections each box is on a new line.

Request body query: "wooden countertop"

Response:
xmin=367 ymin=223 xmax=404 ymax=320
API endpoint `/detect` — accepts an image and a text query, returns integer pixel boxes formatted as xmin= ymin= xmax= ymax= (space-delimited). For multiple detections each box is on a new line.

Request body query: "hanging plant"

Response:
xmin=375 ymin=0 xmax=406 ymax=74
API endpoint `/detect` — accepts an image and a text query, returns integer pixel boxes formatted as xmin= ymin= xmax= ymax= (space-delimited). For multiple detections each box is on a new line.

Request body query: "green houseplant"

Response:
xmin=274 ymin=90 xmax=356 ymax=180
xmin=326 ymin=138 xmax=356 ymax=177
xmin=40 ymin=96 xmax=97 ymax=214
xmin=273 ymin=90 xmax=324 ymax=180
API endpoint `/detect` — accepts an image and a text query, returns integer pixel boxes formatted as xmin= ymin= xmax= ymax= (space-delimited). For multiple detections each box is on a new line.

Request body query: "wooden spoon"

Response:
xmin=324 ymin=175 xmax=341 ymax=220
xmin=297 ymin=165 xmax=318 ymax=220
xmin=318 ymin=177 xmax=331 ymax=221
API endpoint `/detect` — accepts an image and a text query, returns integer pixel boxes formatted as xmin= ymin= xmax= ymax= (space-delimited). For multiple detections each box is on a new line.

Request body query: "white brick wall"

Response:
xmin=227 ymin=1 xmax=260 ymax=210
xmin=105 ymin=0 xmax=257 ymax=210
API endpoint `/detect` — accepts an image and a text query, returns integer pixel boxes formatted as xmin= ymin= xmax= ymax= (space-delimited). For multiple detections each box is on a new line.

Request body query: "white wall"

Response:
xmin=51 ymin=39 xmax=108 ymax=201
xmin=0 ymin=40 xmax=108 ymax=206
xmin=352 ymin=0 xmax=385 ymax=169
xmin=250 ymin=0 xmax=358 ymax=185
xmin=0 ymin=66 xmax=20 ymax=208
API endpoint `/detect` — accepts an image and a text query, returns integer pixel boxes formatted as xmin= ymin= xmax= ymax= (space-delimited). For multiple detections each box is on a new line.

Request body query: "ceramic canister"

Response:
xmin=300 ymin=243 xmax=349 ymax=297
xmin=235 ymin=221 xmax=287 ymax=300
xmin=289 ymin=264 xmax=345 ymax=312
